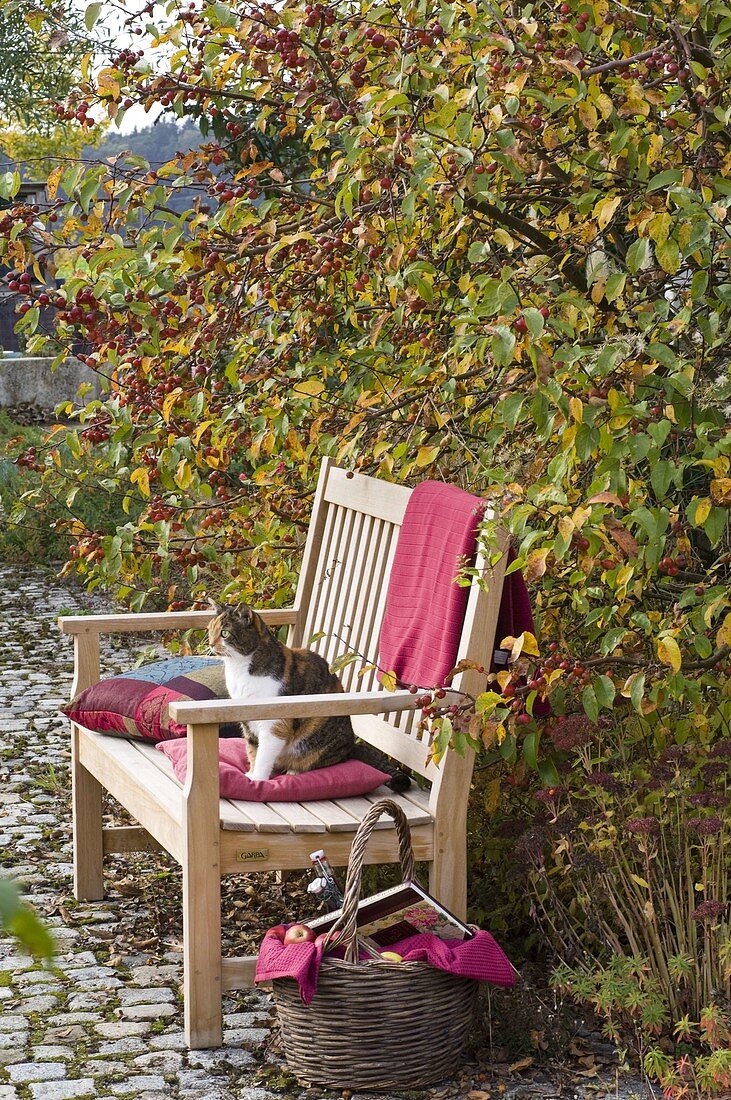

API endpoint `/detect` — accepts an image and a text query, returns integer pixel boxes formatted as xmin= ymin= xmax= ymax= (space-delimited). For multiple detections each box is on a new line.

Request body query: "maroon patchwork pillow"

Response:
xmin=62 ymin=657 xmax=228 ymax=742
xmin=157 ymin=738 xmax=390 ymax=802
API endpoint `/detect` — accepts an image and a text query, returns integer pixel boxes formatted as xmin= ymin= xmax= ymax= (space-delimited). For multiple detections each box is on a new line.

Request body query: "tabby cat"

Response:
xmin=209 ymin=603 xmax=410 ymax=790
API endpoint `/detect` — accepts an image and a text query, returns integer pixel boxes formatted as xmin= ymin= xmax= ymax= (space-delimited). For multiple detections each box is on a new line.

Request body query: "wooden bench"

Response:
xmin=59 ymin=460 xmax=508 ymax=1048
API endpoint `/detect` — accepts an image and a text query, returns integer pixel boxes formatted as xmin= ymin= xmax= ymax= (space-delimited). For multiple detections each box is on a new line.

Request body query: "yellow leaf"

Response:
xmin=645 ymin=132 xmax=664 ymax=167
xmin=483 ymin=777 xmax=501 ymax=814
xmin=416 ymin=445 xmax=440 ymax=467
xmin=648 ymin=212 xmax=672 ymax=245
xmin=46 ymin=165 xmax=63 ymax=200
xmin=525 ymin=548 xmax=549 ymax=582
xmin=130 ymin=467 xmax=150 ymax=498
xmin=380 ymin=670 xmax=398 ymax=692
xmin=593 ymin=194 xmax=622 ymax=231
xmin=192 ymin=420 xmax=213 ymax=445
xmin=558 ymin=515 xmax=575 ymax=542
xmin=174 ymin=458 xmax=193 ymax=490
xmin=568 ymin=396 xmax=583 ymax=423
xmin=97 ymin=68 xmax=121 ymax=101
xmin=710 ymin=478 xmax=731 ymax=506
xmin=631 ymin=874 xmax=650 ymax=889
xmin=162 ymin=388 xmax=182 ymax=424
xmin=657 ymin=635 xmax=682 ymax=673
xmin=502 ymin=630 xmax=539 ymax=661
xmin=296 ymin=378 xmax=325 ymax=397
xmin=716 ymin=613 xmax=731 ymax=650
xmin=578 ymin=101 xmax=597 ymax=130
xmin=694 ymin=498 xmax=711 ymax=525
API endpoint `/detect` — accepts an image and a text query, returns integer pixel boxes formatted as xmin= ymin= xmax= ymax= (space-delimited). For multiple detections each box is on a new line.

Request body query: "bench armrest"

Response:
xmin=58 ymin=608 xmax=298 ymax=635
xmin=168 ymin=689 xmax=434 ymax=725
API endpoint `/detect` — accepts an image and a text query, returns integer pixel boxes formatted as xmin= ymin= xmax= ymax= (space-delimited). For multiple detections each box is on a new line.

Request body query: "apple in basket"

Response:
xmin=267 ymin=924 xmax=288 ymax=942
xmin=379 ymin=951 xmax=403 ymax=962
xmin=283 ymin=924 xmax=317 ymax=945
xmin=314 ymin=929 xmax=343 ymax=950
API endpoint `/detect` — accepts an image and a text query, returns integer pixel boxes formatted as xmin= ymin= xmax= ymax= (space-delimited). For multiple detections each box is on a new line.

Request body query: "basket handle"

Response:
xmin=327 ymin=798 xmax=415 ymax=964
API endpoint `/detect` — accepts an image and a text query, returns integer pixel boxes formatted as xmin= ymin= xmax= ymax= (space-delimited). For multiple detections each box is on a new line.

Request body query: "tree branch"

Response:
xmin=463 ymin=195 xmax=588 ymax=293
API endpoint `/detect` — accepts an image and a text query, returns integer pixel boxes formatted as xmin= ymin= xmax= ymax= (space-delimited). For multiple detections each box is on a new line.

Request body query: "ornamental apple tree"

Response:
xmin=2 ymin=0 xmax=730 ymax=767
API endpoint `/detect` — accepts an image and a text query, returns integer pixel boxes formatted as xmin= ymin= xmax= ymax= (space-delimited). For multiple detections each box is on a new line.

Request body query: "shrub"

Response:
xmin=0 ymin=409 xmax=130 ymax=569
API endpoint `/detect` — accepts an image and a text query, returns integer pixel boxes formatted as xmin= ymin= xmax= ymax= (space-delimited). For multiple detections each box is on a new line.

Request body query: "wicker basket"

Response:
xmin=272 ymin=799 xmax=478 ymax=1091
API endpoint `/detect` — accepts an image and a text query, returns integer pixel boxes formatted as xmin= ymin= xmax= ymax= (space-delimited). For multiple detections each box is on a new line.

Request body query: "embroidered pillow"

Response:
xmin=62 ymin=657 xmax=230 ymax=743
xmin=157 ymin=738 xmax=390 ymax=802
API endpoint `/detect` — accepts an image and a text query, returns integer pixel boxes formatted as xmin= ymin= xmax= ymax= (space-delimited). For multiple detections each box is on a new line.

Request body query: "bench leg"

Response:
xmin=429 ymin=820 xmax=467 ymax=922
xmin=72 ymin=725 xmax=104 ymax=901
xmin=183 ymin=722 xmax=223 ymax=1049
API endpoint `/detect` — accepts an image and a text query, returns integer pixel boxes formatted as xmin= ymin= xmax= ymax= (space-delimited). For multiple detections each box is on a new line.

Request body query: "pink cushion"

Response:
xmin=156 ymin=738 xmax=390 ymax=801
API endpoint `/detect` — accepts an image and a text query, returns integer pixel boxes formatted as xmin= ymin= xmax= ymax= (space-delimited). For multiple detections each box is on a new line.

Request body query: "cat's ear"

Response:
xmin=240 ymin=603 xmax=253 ymax=624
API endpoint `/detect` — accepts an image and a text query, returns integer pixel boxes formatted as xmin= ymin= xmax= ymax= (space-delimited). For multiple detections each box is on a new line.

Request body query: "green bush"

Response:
xmin=0 ymin=409 xmax=128 ymax=566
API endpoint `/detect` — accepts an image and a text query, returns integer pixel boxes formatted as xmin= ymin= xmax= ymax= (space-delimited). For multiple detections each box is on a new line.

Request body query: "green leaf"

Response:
xmin=630 ymin=672 xmax=646 ymax=714
xmin=604 ymin=272 xmax=626 ymax=302
xmin=499 ymin=393 xmax=524 ymax=429
xmin=647 ymin=169 xmax=683 ymax=192
xmin=522 ymin=730 xmax=539 ymax=770
xmin=690 ymin=271 xmax=708 ymax=301
xmin=647 ymin=343 xmax=677 ymax=368
xmin=594 ymin=675 xmax=616 ymax=710
xmin=84 ymin=2 xmax=102 ymax=29
xmin=0 ymin=879 xmax=54 ymax=962
xmin=651 ymin=460 xmax=674 ymax=500
xmin=538 ymin=758 xmax=561 ymax=786
xmin=582 ymin=685 xmax=599 ymax=723
xmin=626 ymin=237 xmax=651 ymax=275
xmin=0 ymin=170 xmax=21 ymax=201
xmin=491 ymin=325 xmax=515 ymax=366
xmin=523 ymin=308 xmax=544 ymax=338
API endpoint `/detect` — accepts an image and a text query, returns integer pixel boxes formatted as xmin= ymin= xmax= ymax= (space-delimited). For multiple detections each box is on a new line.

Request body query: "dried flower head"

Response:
xmin=691 ymin=900 xmax=728 ymax=921
xmin=660 ymin=745 xmax=687 ymax=763
xmin=688 ymin=816 xmax=724 ymax=836
xmin=626 ymin=816 xmax=660 ymax=835
xmin=701 ymin=761 xmax=727 ymax=781
xmin=687 ymin=792 xmax=727 ymax=809
xmin=710 ymin=739 xmax=731 ymax=759
xmin=514 ymin=827 xmax=547 ymax=868
xmin=547 ymin=713 xmax=596 ymax=751
xmin=586 ymin=770 xmax=623 ymax=795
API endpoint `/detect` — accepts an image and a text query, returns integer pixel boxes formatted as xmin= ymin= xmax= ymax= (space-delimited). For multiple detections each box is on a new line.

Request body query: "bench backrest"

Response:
xmin=287 ymin=460 xmax=508 ymax=808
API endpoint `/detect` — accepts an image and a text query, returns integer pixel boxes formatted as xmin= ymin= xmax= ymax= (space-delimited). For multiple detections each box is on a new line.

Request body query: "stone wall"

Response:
xmin=0 ymin=357 xmax=102 ymax=415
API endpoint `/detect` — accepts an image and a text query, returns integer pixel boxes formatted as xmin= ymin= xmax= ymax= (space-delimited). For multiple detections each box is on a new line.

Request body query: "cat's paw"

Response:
xmin=245 ymin=769 xmax=270 ymax=782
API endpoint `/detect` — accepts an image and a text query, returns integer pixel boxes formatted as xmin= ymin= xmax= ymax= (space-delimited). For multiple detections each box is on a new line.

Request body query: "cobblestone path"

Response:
xmin=0 ymin=564 xmax=643 ymax=1100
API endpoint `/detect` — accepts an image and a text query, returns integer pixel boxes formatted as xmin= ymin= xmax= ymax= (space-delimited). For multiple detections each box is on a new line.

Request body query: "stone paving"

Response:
xmin=0 ymin=564 xmax=309 ymax=1100
xmin=0 ymin=564 xmax=647 ymax=1100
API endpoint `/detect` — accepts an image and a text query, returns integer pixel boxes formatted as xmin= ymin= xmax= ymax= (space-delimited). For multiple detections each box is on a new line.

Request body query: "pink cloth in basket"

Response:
xmin=255 ymin=926 xmax=515 ymax=1005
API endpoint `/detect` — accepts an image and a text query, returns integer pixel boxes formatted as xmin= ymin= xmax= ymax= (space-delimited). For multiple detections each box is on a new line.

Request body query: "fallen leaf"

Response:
xmin=508 ymin=1056 xmax=534 ymax=1072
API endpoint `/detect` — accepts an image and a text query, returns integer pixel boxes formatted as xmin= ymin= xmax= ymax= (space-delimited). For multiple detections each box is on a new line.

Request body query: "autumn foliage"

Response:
xmin=1 ymin=0 xmax=730 ymax=1071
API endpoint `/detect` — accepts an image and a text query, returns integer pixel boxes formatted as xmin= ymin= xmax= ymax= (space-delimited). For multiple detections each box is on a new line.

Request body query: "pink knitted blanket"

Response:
xmin=378 ymin=480 xmax=485 ymax=688
xmin=255 ymin=926 xmax=515 ymax=1005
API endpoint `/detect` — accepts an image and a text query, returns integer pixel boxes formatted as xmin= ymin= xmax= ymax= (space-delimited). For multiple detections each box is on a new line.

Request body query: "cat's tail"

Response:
xmin=350 ymin=743 xmax=412 ymax=793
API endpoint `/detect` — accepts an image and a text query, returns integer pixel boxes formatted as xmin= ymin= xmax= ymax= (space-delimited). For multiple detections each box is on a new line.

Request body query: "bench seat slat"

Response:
xmin=300 ymin=799 xmax=363 ymax=832
xmin=363 ymin=787 xmax=433 ymax=826
xmin=260 ymin=801 xmax=327 ymax=833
